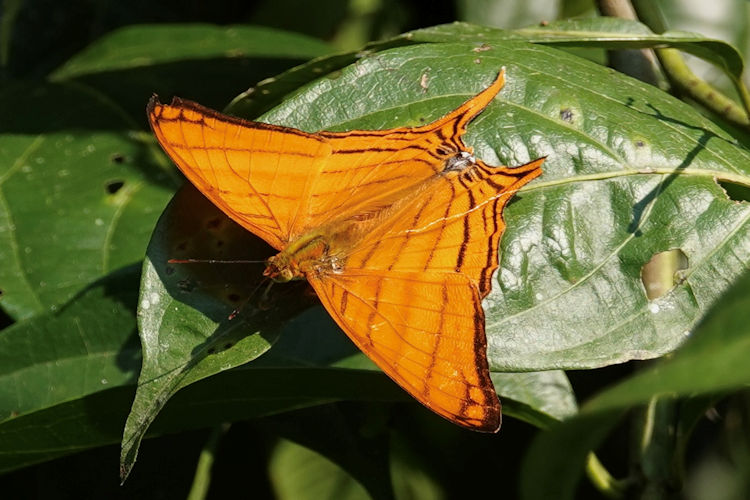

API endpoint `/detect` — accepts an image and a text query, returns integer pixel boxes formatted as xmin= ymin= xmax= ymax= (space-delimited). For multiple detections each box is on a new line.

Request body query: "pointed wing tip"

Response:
xmin=485 ymin=418 xmax=502 ymax=434
xmin=473 ymin=412 xmax=502 ymax=433
xmin=512 ymin=156 xmax=546 ymax=177
xmin=455 ymin=407 xmax=502 ymax=433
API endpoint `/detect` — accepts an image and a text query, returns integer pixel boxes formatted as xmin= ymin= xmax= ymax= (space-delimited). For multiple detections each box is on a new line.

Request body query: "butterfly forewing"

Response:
xmin=148 ymin=70 xmax=510 ymax=250
xmin=148 ymin=98 xmax=335 ymax=249
xmin=306 ymin=69 xmax=510 ymax=226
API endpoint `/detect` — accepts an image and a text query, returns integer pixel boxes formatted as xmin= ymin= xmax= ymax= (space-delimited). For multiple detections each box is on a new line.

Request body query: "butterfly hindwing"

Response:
xmin=309 ymin=270 xmax=501 ymax=431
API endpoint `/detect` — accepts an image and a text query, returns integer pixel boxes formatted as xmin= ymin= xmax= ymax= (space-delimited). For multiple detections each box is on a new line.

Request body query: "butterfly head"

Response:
xmin=443 ymin=150 xmax=476 ymax=172
xmin=263 ymin=254 xmax=298 ymax=283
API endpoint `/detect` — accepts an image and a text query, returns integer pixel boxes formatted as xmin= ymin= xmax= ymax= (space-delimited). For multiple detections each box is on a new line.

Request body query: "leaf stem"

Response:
xmin=585 ymin=452 xmax=629 ymax=498
xmin=630 ymin=0 xmax=750 ymax=130
xmin=655 ymin=48 xmax=750 ymax=128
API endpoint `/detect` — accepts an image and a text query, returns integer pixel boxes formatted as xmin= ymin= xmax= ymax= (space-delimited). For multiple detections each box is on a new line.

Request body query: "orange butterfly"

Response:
xmin=148 ymin=68 xmax=544 ymax=432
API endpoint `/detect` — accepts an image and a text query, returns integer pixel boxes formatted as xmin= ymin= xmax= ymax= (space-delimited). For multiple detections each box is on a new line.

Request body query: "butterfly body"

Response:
xmin=148 ymin=68 xmax=544 ymax=432
xmin=264 ymin=232 xmax=343 ymax=282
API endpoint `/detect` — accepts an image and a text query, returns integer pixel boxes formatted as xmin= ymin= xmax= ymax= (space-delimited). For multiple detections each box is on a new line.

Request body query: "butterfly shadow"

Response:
xmin=143 ymin=185 xmax=326 ymax=382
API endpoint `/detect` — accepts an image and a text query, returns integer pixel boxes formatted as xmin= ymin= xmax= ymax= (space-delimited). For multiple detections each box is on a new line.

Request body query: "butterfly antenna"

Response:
xmin=168 ymin=258 xmax=266 ymax=264
xmin=227 ymin=276 xmax=273 ymax=320
xmin=167 ymin=257 xmax=271 ymax=319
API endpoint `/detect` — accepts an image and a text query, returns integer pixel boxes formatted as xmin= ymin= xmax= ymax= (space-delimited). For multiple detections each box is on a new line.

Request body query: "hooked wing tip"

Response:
xmin=146 ymin=94 xmax=160 ymax=113
xmin=147 ymin=94 xmax=191 ymax=115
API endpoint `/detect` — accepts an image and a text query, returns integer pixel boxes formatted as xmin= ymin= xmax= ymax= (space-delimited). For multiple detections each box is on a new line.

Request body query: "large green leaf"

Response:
xmin=0 ymin=266 xmax=141 ymax=423
xmin=0 ymin=81 xmax=176 ymax=320
xmin=269 ymin=438 xmax=372 ymax=500
xmin=231 ymin=41 xmax=750 ymax=370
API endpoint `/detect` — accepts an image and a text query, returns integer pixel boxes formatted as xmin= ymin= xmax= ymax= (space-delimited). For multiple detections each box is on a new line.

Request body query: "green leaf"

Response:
xmin=0 ymin=81 xmax=176 ymax=320
xmin=493 ymin=371 xmax=577 ymax=427
xmin=49 ymin=24 xmax=333 ymax=125
xmin=407 ymin=19 xmax=745 ymax=78
xmin=50 ymin=24 xmax=332 ymax=80
xmin=520 ymin=268 xmax=750 ymax=500
xmin=269 ymin=438 xmax=372 ymax=500
xmin=120 ymin=186 xmax=288 ymax=479
xmin=0 ymin=266 xmax=141 ymax=423
xmin=129 ymin=40 xmax=750 ymax=472
xmin=0 ymin=265 xmax=143 ymax=472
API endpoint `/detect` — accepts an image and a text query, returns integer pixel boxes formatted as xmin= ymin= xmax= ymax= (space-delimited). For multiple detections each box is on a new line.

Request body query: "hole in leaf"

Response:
xmin=717 ymin=180 xmax=750 ymax=202
xmin=641 ymin=249 xmax=689 ymax=300
xmin=110 ymin=153 xmax=126 ymax=164
xmin=105 ymin=180 xmax=125 ymax=194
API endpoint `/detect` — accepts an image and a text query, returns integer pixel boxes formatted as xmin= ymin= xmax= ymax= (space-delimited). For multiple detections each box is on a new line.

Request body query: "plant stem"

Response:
xmin=632 ymin=395 xmax=681 ymax=499
xmin=586 ymin=452 xmax=629 ymax=498
xmin=187 ymin=423 xmax=231 ymax=500
xmin=631 ymin=0 xmax=750 ymax=129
